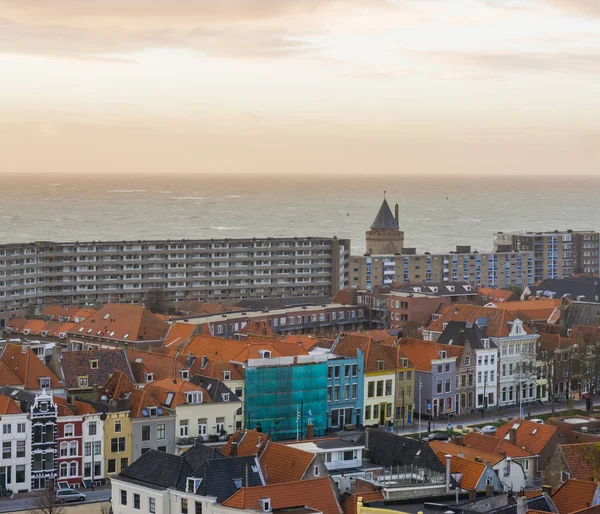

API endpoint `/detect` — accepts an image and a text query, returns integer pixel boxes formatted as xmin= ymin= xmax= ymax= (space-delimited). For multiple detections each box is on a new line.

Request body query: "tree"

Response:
xmin=30 ymin=483 xmax=65 ymax=514
xmin=402 ymin=321 xmax=422 ymax=339
xmin=146 ymin=288 xmax=168 ymax=314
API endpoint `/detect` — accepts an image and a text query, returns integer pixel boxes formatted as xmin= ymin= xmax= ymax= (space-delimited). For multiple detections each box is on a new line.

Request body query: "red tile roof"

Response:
xmin=332 ymin=334 xmax=396 ymax=373
xmin=552 ymin=479 xmax=600 ymax=514
xmin=495 ymin=419 xmax=558 ymax=456
xmin=259 ymin=441 xmax=316 ymax=484
xmin=22 ymin=319 xmax=46 ymax=335
xmin=221 ymin=430 xmax=270 ymax=458
xmin=0 ymin=394 xmax=24 ymax=415
xmin=434 ymin=452 xmax=486 ymax=491
xmin=389 ymin=338 xmax=462 ymax=372
xmin=6 ymin=318 xmax=27 ymax=333
xmin=99 ymin=371 xmax=164 ymax=418
xmin=222 ymin=478 xmax=342 ymax=514
xmin=429 ymin=440 xmax=504 ymax=465
xmin=128 ymin=349 xmax=188 ymax=382
xmin=477 ymin=288 xmax=515 ymax=303
xmin=462 ymin=432 xmax=533 ymax=459
xmin=488 ymin=299 xmax=560 ymax=321
xmin=560 ymin=443 xmax=600 ymax=481
xmin=68 ymin=304 xmax=168 ymax=342
xmin=163 ymin=323 xmax=197 ymax=349
xmin=0 ymin=343 xmax=62 ymax=390
xmin=427 ymin=304 xmax=531 ymax=338
xmin=144 ymin=378 xmax=211 ymax=407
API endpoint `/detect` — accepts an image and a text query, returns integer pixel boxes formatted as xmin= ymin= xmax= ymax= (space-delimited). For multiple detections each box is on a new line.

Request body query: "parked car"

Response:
xmin=425 ymin=432 xmax=449 ymax=442
xmin=480 ymin=425 xmax=497 ymax=435
xmin=56 ymin=489 xmax=86 ymax=503
xmin=529 ymin=418 xmax=545 ymax=424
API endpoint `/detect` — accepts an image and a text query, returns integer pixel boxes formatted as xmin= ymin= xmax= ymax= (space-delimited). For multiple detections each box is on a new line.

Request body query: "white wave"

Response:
xmin=210 ymin=226 xmax=236 ymax=230
xmin=107 ymin=189 xmax=148 ymax=193
xmin=227 ymin=195 xmax=243 ymax=198
xmin=174 ymin=196 xmax=207 ymax=200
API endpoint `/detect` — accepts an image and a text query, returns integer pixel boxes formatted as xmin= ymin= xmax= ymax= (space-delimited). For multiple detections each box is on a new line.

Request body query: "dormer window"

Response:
xmin=77 ymin=376 xmax=89 ymax=388
xmin=185 ymin=392 xmax=203 ymax=404
xmin=179 ymin=370 xmax=190 ymax=380
xmin=223 ymin=371 xmax=231 ymax=381
xmin=376 ymin=360 xmax=384 ymax=371
xmin=23 ymin=329 xmax=30 ymax=335
xmin=41 ymin=330 xmax=48 ymax=337
xmin=259 ymin=498 xmax=272 ymax=513
xmin=87 ymin=329 xmax=93 ymax=334
xmin=165 ymin=392 xmax=175 ymax=407
xmin=482 ymin=339 xmax=490 ymax=349
xmin=39 ymin=377 xmax=51 ymax=389
xmin=90 ymin=360 xmax=99 ymax=369
xmin=259 ymin=350 xmax=271 ymax=359
xmin=148 ymin=406 xmax=157 ymax=417
xmin=123 ymin=333 xmax=130 ymax=339
xmin=222 ymin=393 xmax=230 ymax=402
xmin=145 ymin=373 xmax=154 ymax=383
xmin=233 ymin=478 xmax=243 ymax=489
xmin=187 ymin=477 xmax=202 ymax=493
xmin=439 ymin=351 xmax=447 ymax=358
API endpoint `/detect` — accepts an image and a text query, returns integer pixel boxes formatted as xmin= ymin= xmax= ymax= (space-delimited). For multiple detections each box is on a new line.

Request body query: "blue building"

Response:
xmin=325 ymin=349 xmax=365 ymax=431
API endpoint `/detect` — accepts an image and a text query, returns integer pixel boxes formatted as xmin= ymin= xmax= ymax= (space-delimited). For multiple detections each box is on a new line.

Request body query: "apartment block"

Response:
xmin=349 ymin=246 xmax=534 ymax=291
xmin=0 ymin=237 xmax=350 ymax=327
xmin=494 ymin=230 xmax=600 ymax=281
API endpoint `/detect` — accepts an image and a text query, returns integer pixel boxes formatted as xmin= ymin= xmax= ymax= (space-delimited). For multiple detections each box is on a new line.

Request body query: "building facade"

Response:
xmin=325 ymin=351 xmax=365 ymax=431
xmin=0 ymin=237 xmax=351 ymax=327
xmin=30 ymin=391 xmax=58 ymax=490
xmin=0 ymin=398 xmax=31 ymax=494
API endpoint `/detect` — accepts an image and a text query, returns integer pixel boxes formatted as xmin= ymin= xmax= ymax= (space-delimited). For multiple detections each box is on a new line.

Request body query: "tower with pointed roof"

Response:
xmin=366 ymin=196 xmax=404 ymax=254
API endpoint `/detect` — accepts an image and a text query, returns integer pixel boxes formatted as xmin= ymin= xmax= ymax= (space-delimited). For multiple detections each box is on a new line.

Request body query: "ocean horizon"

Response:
xmin=1 ymin=173 xmax=599 ymax=255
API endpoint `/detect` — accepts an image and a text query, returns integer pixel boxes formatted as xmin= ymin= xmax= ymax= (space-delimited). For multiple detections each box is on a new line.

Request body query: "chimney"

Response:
xmin=445 ymin=454 xmax=452 ymax=493
xmin=516 ymin=496 xmax=527 ymax=514
xmin=231 ymin=440 xmax=238 ymax=458
xmin=364 ymin=428 xmax=370 ymax=459
xmin=468 ymin=490 xmax=476 ymax=502
xmin=306 ymin=424 xmax=314 ymax=440
xmin=509 ymin=427 xmax=517 ymax=445
xmin=395 ymin=204 xmax=399 ymax=225
xmin=454 ymin=436 xmax=464 ymax=446
xmin=542 ymin=485 xmax=553 ymax=496
xmin=486 ymin=484 xmax=494 ymax=497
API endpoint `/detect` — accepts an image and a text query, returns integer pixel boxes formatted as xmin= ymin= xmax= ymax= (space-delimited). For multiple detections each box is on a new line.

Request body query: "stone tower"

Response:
xmin=365 ymin=196 xmax=404 ymax=254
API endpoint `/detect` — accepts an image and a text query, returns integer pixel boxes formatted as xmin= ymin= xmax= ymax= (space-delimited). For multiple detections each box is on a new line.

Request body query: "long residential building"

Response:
xmin=494 ymin=230 xmax=600 ymax=280
xmin=0 ymin=237 xmax=351 ymax=327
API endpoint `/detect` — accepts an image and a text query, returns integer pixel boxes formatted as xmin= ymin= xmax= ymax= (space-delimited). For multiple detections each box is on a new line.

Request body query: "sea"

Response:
xmin=1 ymin=173 xmax=599 ymax=255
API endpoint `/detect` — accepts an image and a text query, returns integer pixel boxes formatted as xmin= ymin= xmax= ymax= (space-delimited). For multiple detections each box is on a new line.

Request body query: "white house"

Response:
xmin=0 ymin=394 xmax=31 ymax=493
xmin=81 ymin=409 xmax=104 ymax=486
xmin=286 ymin=438 xmax=364 ymax=471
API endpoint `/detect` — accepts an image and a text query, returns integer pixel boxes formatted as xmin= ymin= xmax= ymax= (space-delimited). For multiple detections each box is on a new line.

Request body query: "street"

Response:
xmin=0 ymin=488 xmax=111 ymax=514
xmin=392 ymin=399 xmax=586 ymax=436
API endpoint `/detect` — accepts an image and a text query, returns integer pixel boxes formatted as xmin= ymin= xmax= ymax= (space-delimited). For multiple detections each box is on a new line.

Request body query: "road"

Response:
xmin=0 ymin=488 xmax=111 ymax=513
xmin=392 ymin=399 xmax=586 ymax=436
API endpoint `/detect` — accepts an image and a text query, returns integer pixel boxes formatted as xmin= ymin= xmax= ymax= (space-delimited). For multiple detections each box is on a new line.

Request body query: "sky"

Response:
xmin=1 ymin=0 xmax=599 ymax=176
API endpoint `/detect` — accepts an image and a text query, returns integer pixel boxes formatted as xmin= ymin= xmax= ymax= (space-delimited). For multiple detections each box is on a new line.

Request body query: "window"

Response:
xmin=352 ymin=364 xmax=358 ymax=376
xmin=373 ymin=404 xmax=380 ymax=419
xmin=437 ymin=380 xmax=443 ymax=394
xmin=2 ymin=442 xmax=11 ymax=459
xmin=16 ymin=465 xmax=25 ymax=483
xmin=437 ymin=365 xmax=442 ymax=374
xmin=17 ymin=422 xmax=25 ymax=433
xmin=235 ymin=387 xmax=243 ymax=398
xmin=182 ymin=499 xmax=189 ymax=514
xmin=94 ymin=440 xmax=101 ymax=455
xmin=365 ymin=406 xmax=371 ymax=420
xmin=407 ymin=370 xmax=412 ymax=380
xmin=121 ymin=490 xmax=127 ymax=506
xmin=134 ymin=493 xmax=140 ymax=510
xmin=111 ymin=437 xmax=126 ymax=453
xmin=60 ymin=462 xmax=68 ymax=478
xmin=327 ymin=386 xmax=332 ymax=402
xmin=398 ymin=371 xmax=404 ymax=381
xmin=69 ymin=461 xmax=77 ymax=477
xmin=40 ymin=377 xmax=51 ymax=389
xmin=464 ymin=356 xmax=470 ymax=367
xmin=445 ymin=378 xmax=451 ymax=393
xmin=77 ymin=376 xmax=89 ymax=387
xmin=3 ymin=424 xmax=11 ymax=434
xmin=84 ymin=442 xmax=92 ymax=456
xmin=17 ymin=440 xmax=25 ymax=458
xmin=352 ymin=384 xmax=358 ymax=399
xmin=108 ymin=459 xmax=116 ymax=474
xmin=121 ymin=458 xmax=129 ymax=470
xmin=195 ymin=501 xmax=203 ymax=514
xmin=223 ymin=371 xmax=231 ymax=380
xmin=334 ymin=385 xmax=340 ymax=401
xmin=89 ymin=421 xmax=97 ymax=435
xmin=142 ymin=425 xmax=151 ymax=441
xmin=376 ymin=381 xmax=383 ymax=397
xmin=377 ymin=361 xmax=384 ymax=371
xmin=149 ymin=498 xmax=156 ymax=514
xmin=157 ymin=423 xmax=165 ymax=440
xmin=64 ymin=423 xmax=75 ymax=437
xmin=385 ymin=380 xmax=392 ymax=395
xmin=367 ymin=382 xmax=375 ymax=398
xmin=115 ymin=419 xmax=122 ymax=433
xmin=180 ymin=420 xmax=189 ymax=437
xmin=445 ymin=364 xmax=451 ymax=373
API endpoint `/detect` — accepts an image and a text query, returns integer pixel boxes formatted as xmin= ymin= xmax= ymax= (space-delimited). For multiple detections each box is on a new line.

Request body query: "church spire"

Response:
xmin=370 ymin=195 xmax=399 ymax=230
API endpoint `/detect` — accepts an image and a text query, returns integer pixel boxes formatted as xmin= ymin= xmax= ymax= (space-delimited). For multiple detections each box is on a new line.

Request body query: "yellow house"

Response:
xmin=381 ymin=344 xmax=416 ymax=427
xmin=103 ymin=411 xmax=133 ymax=476
xmin=357 ymin=497 xmax=412 ymax=514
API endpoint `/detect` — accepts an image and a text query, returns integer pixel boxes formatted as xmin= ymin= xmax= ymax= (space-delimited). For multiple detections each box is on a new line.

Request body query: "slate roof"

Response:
xmin=562 ymin=302 xmax=600 ymax=331
xmin=182 ymin=455 xmax=264 ymax=502
xmin=190 ymin=375 xmax=240 ymax=403
xmin=359 ymin=430 xmax=446 ymax=474
xmin=552 ymin=479 xmax=600 ymax=514
xmin=60 ymin=349 xmax=134 ymax=389
xmin=235 ymin=296 xmax=332 ymax=310
xmin=436 ymin=321 xmax=498 ymax=350
xmin=560 ymin=443 xmax=600 ymax=481
xmin=487 ymin=494 xmax=556 ymax=514
xmin=222 ymin=477 xmax=343 ymax=514
xmin=370 ymin=199 xmax=398 ymax=230
xmin=393 ymin=282 xmax=477 ymax=297
xmin=528 ymin=278 xmax=600 ymax=303
xmin=495 ymin=419 xmax=558 ymax=456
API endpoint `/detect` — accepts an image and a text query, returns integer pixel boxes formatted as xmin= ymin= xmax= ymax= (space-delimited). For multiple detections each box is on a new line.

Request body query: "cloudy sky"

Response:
xmin=1 ymin=0 xmax=599 ymax=176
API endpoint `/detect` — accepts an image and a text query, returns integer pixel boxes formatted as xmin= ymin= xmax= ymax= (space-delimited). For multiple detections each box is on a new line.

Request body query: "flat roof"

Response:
xmin=287 ymin=438 xmax=365 ymax=452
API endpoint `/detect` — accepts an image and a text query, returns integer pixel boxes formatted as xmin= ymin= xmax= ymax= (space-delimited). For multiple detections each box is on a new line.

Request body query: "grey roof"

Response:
xmin=529 ymin=278 xmax=600 ymax=303
xmin=189 ymin=375 xmax=240 ymax=403
xmin=486 ymin=494 xmax=555 ymax=514
xmin=562 ymin=301 xmax=600 ymax=330
xmin=437 ymin=321 xmax=497 ymax=350
xmin=358 ymin=430 xmax=446 ymax=474
xmin=371 ymin=199 xmax=398 ymax=230
xmin=235 ymin=296 xmax=332 ymax=310
xmin=0 ymin=386 xmax=36 ymax=407
xmin=393 ymin=282 xmax=477 ymax=297
xmin=179 ymin=455 xmax=263 ymax=502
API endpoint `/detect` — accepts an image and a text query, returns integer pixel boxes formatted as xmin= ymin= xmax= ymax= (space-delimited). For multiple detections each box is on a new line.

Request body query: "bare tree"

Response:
xmin=30 ymin=484 xmax=65 ymax=514
xmin=147 ymin=288 xmax=168 ymax=314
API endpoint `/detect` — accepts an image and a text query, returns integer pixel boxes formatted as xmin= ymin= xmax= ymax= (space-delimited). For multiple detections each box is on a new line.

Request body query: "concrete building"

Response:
xmin=494 ymin=230 xmax=600 ymax=280
xmin=0 ymin=236 xmax=351 ymax=327
xmin=350 ymin=247 xmax=534 ymax=291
